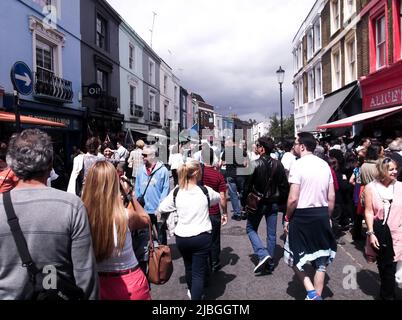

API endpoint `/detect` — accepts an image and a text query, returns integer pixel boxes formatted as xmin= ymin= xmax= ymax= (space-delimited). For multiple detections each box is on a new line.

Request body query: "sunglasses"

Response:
xmin=256 ymin=144 xmax=261 ymax=148
xmin=142 ymin=154 xmax=149 ymax=158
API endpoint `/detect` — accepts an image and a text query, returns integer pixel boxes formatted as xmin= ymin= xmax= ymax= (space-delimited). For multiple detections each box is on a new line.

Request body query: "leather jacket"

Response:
xmin=242 ymin=155 xmax=289 ymax=207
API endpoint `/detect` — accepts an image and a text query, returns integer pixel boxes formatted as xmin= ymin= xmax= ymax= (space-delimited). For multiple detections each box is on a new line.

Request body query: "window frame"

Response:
xmin=330 ymin=0 xmax=341 ymax=35
xmin=96 ymin=13 xmax=107 ymax=50
xmin=314 ymin=64 xmax=322 ymax=98
xmin=345 ymin=35 xmax=357 ymax=83
xmin=129 ymin=44 xmax=135 ymax=70
xmin=307 ymin=69 xmax=315 ymax=102
xmin=97 ymin=69 xmax=108 ymax=93
xmin=376 ymin=15 xmax=387 ymax=69
xmin=343 ymin=0 xmax=356 ymax=23
xmin=149 ymin=59 xmax=155 ymax=85
xmin=313 ymin=18 xmax=321 ymax=53
xmin=331 ymin=45 xmax=342 ymax=90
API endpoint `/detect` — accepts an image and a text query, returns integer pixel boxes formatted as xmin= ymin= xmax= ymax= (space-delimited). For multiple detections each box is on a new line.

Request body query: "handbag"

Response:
xmin=245 ymin=158 xmax=277 ymax=215
xmin=2 ymin=192 xmax=85 ymax=300
xmin=147 ymin=223 xmax=173 ymax=285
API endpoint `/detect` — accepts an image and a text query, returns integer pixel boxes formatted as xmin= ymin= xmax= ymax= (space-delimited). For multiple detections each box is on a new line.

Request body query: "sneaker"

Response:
xmin=253 ymin=255 xmax=271 ymax=273
xmin=232 ymin=215 xmax=241 ymax=221
xmin=187 ymin=289 xmax=191 ymax=299
xmin=305 ymin=294 xmax=323 ymax=300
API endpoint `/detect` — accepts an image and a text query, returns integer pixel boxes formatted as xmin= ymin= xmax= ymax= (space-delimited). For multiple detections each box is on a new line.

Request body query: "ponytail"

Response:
xmin=178 ymin=160 xmax=201 ymax=189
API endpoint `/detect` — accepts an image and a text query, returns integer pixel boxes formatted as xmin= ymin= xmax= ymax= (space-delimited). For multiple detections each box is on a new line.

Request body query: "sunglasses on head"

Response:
xmin=383 ymin=157 xmax=392 ymax=164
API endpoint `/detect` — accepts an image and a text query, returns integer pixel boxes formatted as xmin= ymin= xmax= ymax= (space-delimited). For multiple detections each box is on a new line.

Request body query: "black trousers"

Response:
xmin=172 ymin=169 xmax=178 ymax=186
xmin=209 ymin=214 xmax=222 ymax=269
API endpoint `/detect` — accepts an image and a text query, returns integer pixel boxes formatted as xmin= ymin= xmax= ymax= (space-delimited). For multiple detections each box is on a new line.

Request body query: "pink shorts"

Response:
xmin=99 ymin=267 xmax=151 ymax=300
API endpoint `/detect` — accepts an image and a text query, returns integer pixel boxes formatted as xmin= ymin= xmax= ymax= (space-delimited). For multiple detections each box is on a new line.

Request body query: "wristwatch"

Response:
xmin=366 ymin=230 xmax=375 ymax=236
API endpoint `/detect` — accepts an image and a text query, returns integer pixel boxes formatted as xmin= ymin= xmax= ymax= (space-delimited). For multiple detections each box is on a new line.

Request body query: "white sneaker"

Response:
xmin=253 ymin=255 xmax=271 ymax=273
xmin=187 ymin=289 xmax=191 ymax=299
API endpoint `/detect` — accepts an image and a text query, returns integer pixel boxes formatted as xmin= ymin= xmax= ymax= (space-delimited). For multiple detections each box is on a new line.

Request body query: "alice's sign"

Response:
xmin=367 ymin=87 xmax=402 ymax=109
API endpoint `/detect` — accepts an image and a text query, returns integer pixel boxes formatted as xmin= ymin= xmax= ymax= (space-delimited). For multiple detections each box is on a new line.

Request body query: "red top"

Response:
xmin=0 ymin=168 xmax=19 ymax=193
xmin=146 ymin=164 xmax=156 ymax=176
xmin=202 ymin=165 xmax=226 ymax=215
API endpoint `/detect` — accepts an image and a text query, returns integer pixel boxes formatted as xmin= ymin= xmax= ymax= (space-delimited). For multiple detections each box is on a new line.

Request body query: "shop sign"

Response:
xmin=366 ymin=86 xmax=402 ymax=110
xmin=130 ymin=123 xmax=149 ymax=132
xmin=24 ymin=114 xmax=72 ymax=128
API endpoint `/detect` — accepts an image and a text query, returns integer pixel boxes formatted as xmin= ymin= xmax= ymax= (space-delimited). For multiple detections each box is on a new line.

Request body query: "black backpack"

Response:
xmin=173 ymin=184 xmax=210 ymax=208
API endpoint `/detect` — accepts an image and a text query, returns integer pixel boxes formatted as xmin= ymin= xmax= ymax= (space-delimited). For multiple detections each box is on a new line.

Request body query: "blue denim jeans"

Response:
xmin=227 ymin=176 xmax=243 ymax=216
xmin=246 ymin=203 xmax=278 ymax=263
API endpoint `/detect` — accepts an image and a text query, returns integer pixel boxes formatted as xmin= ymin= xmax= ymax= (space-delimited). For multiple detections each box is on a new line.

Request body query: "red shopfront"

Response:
xmin=360 ymin=60 xmax=402 ymax=136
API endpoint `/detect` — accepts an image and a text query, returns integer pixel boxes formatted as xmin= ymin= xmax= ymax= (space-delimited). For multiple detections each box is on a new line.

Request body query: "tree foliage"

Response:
xmin=268 ymin=114 xmax=295 ymax=141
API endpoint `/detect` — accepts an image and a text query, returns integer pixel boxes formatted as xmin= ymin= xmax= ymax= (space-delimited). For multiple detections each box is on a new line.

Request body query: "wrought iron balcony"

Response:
xmin=34 ymin=68 xmax=73 ymax=102
xmin=130 ymin=103 xmax=144 ymax=118
xmin=149 ymin=111 xmax=160 ymax=123
xmin=95 ymin=93 xmax=119 ymax=113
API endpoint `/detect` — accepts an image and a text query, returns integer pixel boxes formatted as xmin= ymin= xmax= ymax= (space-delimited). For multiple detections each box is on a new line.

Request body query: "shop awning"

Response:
xmin=317 ymin=105 xmax=402 ymax=130
xmin=303 ymin=85 xmax=357 ymax=132
xmin=0 ymin=111 xmax=66 ymax=127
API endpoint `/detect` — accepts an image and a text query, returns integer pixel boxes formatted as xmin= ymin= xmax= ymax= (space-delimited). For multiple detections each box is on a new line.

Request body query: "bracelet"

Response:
xmin=284 ymin=215 xmax=290 ymax=222
xmin=366 ymin=230 xmax=375 ymax=236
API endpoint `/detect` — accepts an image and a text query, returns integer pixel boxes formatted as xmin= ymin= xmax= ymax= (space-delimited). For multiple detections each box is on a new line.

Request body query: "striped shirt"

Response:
xmin=202 ymin=165 xmax=226 ymax=215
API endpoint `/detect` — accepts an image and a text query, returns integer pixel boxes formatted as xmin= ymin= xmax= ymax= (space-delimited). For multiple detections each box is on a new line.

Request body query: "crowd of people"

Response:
xmin=1 ymin=128 xmax=402 ymax=300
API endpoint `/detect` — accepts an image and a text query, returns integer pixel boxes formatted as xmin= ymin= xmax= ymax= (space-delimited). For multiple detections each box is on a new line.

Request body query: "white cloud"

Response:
xmin=107 ymin=0 xmax=316 ymax=122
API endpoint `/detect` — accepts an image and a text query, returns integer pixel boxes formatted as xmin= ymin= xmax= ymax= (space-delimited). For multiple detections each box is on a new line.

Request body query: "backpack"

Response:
xmin=166 ymin=185 xmax=210 ymax=236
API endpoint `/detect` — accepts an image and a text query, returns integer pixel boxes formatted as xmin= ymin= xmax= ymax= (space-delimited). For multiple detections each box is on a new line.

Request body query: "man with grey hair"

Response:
xmin=134 ymin=144 xmax=170 ymax=271
xmin=0 ymin=129 xmax=99 ymax=299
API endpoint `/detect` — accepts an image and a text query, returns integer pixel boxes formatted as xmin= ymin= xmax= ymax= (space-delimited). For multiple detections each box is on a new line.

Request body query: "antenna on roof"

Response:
xmin=149 ymin=11 xmax=157 ymax=48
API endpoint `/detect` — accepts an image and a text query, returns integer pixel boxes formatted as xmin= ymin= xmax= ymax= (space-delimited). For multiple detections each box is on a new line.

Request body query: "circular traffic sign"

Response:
xmin=10 ymin=61 xmax=33 ymax=95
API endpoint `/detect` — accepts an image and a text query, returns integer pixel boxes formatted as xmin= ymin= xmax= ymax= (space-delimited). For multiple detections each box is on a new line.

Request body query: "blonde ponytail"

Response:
xmin=178 ymin=160 xmax=201 ymax=189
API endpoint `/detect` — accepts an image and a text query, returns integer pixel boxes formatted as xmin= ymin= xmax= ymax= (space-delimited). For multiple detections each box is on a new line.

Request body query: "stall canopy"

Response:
xmin=317 ymin=106 xmax=402 ymax=130
xmin=0 ymin=111 xmax=66 ymax=128
xmin=303 ymin=84 xmax=357 ymax=132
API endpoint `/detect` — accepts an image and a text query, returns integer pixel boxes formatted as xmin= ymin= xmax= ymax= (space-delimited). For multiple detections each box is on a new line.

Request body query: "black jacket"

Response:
xmin=242 ymin=155 xmax=289 ymax=207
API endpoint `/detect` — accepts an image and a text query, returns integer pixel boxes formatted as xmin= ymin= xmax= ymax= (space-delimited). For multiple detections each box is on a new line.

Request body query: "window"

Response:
xmin=308 ymin=70 xmax=315 ymax=102
xmin=130 ymin=86 xmax=137 ymax=116
xmin=149 ymin=92 xmax=155 ymax=111
xmin=297 ymin=79 xmax=303 ymax=107
xmin=163 ymin=74 xmax=168 ymax=94
xmin=314 ymin=19 xmax=321 ymax=52
xmin=96 ymin=14 xmax=106 ymax=49
xmin=97 ymin=69 xmax=108 ymax=93
xmin=36 ymin=40 xmax=54 ymax=73
xmin=332 ymin=48 xmax=341 ymax=90
xmin=376 ymin=15 xmax=386 ymax=69
xmin=343 ymin=0 xmax=356 ymax=22
xmin=307 ymin=28 xmax=314 ymax=60
xmin=315 ymin=64 xmax=322 ymax=97
xmin=297 ymin=43 xmax=303 ymax=69
xmin=129 ymin=44 xmax=134 ymax=69
xmin=330 ymin=0 xmax=340 ymax=34
xmin=149 ymin=59 xmax=155 ymax=85
xmin=174 ymin=86 xmax=178 ymax=104
xmin=345 ymin=36 xmax=357 ymax=83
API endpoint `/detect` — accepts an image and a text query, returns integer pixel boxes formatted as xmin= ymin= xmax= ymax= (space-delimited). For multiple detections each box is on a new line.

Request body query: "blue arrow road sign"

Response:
xmin=10 ymin=61 xmax=33 ymax=95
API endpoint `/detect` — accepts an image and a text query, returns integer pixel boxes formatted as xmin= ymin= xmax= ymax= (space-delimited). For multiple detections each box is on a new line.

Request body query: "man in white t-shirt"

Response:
xmin=280 ymin=139 xmax=297 ymax=179
xmin=283 ymin=132 xmax=336 ymax=300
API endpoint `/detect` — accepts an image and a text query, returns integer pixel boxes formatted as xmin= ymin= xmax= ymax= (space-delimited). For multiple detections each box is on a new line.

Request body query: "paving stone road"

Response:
xmin=151 ymin=202 xmax=402 ymax=300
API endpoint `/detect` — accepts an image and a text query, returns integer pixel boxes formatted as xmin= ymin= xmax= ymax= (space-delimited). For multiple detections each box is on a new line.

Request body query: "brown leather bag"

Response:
xmin=147 ymin=224 xmax=173 ymax=285
xmin=245 ymin=192 xmax=262 ymax=214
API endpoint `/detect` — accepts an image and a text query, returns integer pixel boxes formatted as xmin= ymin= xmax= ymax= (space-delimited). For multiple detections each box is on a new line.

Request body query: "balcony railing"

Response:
xmin=34 ymin=68 xmax=73 ymax=102
xmin=130 ymin=103 xmax=144 ymax=118
xmin=95 ymin=93 xmax=119 ymax=113
xmin=149 ymin=111 xmax=160 ymax=123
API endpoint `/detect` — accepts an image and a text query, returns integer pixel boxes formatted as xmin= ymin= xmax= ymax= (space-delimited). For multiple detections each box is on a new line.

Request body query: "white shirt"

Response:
xmin=116 ymin=146 xmax=128 ymax=160
xmin=157 ymin=185 xmax=220 ymax=237
xmin=288 ymin=154 xmax=333 ymax=209
xmin=281 ymin=152 xmax=297 ymax=178
xmin=168 ymin=153 xmax=184 ymax=170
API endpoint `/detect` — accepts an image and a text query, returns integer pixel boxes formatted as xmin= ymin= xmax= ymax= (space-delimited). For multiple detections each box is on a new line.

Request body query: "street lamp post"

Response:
xmin=276 ymin=66 xmax=285 ymax=143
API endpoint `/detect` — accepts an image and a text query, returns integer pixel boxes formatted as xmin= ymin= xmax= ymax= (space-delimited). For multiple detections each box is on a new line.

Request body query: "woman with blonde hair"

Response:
xmin=81 ymin=160 xmax=151 ymax=300
xmin=157 ymin=160 xmax=220 ymax=300
xmin=364 ymin=158 xmax=402 ymax=300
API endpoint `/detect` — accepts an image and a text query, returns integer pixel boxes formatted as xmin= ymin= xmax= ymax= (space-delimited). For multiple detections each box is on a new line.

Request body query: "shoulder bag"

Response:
xmin=147 ymin=223 xmax=173 ymax=285
xmin=245 ymin=158 xmax=277 ymax=215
